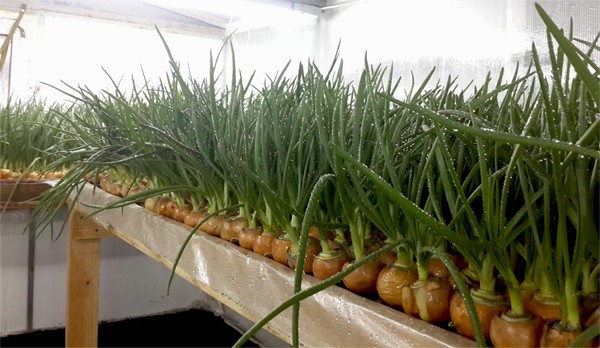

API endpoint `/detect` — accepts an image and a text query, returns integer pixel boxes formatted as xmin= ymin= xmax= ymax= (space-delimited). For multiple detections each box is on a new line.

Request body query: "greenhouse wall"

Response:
xmin=226 ymin=0 xmax=599 ymax=94
xmin=0 ymin=10 xmax=223 ymax=105
xmin=222 ymin=14 xmax=319 ymax=86
xmin=5 ymin=1 xmax=598 ymax=104
xmin=0 ymin=208 xmax=207 ymax=335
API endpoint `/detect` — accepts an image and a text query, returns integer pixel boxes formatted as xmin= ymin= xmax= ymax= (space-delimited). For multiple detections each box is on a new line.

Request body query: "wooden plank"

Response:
xmin=0 ymin=181 xmax=52 ymax=203
xmin=65 ymin=212 xmax=107 ymax=348
xmin=70 ymin=212 xmax=113 ymax=240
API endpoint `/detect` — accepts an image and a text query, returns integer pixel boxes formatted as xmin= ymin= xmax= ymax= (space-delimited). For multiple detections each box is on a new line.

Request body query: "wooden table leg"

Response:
xmin=66 ymin=212 xmax=112 ymax=347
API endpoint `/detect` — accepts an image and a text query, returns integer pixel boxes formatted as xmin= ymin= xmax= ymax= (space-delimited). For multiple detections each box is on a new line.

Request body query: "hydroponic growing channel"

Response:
xmin=1 ymin=3 xmax=598 ymax=348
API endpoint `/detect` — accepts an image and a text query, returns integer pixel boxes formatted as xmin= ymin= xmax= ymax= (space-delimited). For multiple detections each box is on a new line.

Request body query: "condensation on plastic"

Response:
xmin=0 ymin=208 xmax=30 ymax=223
xmin=72 ymin=183 xmax=476 ymax=347
xmin=228 ymin=0 xmax=599 ymax=96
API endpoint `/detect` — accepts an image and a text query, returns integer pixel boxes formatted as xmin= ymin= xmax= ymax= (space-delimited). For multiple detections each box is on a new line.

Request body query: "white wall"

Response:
xmin=0 ymin=10 xmax=224 ymax=105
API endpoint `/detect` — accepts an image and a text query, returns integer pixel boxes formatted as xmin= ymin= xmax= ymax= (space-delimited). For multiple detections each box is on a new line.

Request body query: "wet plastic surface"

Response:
xmin=72 ymin=183 xmax=477 ymax=347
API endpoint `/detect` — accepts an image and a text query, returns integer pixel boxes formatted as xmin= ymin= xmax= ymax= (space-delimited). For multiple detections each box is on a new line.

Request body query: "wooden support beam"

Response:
xmin=69 ymin=212 xmax=113 ymax=240
xmin=65 ymin=212 xmax=111 ymax=348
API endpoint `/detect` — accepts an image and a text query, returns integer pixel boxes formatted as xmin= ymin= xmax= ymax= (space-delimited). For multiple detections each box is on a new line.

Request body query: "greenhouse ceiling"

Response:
xmin=0 ymin=0 xmax=360 ymax=37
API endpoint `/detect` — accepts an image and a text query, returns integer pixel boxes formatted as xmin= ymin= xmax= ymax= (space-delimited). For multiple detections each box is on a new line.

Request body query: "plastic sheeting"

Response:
xmin=72 ymin=183 xmax=476 ymax=347
xmin=227 ymin=0 xmax=599 ymax=93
